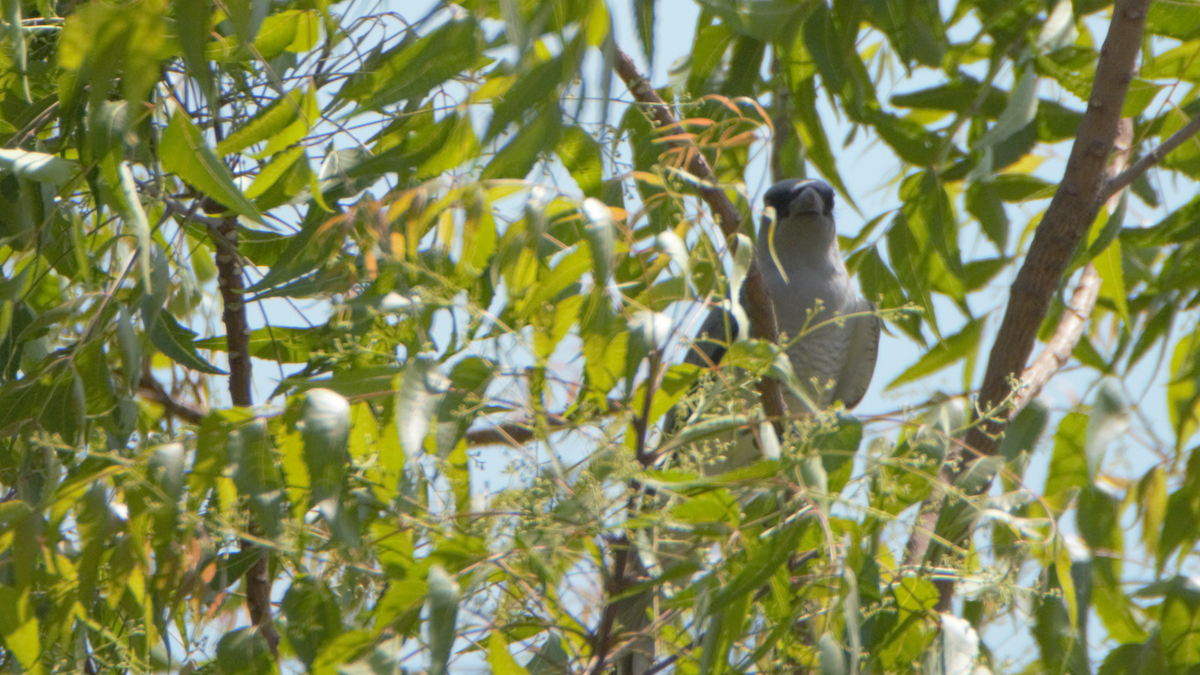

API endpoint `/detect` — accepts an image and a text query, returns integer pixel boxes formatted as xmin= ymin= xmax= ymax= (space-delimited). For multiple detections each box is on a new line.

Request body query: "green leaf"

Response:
xmin=1167 ymin=330 xmax=1200 ymax=447
xmin=301 ymin=388 xmax=351 ymax=504
xmin=975 ymin=67 xmax=1039 ymax=152
xmin=0 ymin=585 xmax=38 ymax=670
xmin=427 ymin=565 xmax=461 ymax=675
xmin=160 ymin=111 xmax=265 ymax=223
xmin=861 ymin=0 xmax=946 ymax=67
xmin=343 ymin=17 xmax=481 ymax=110
xmin=518 ymin=245 xmax=590 ymax=317
xmin=966 ymin=180 xmax=1008 ymax=248
xmin=282 ymin=576 xmax=343 ymax=667
xmin=863 ymin=108 xmax=944 ymax=166
xmin=195 ymin=325 xmax=328 ymax=363
xmin=887 ymin=317 xmax=982 ymax=390
xmin=245 ymin=146 xmax=308 ymax=202
xmin=117 ymin=162 xmax=154 ymax=294
xmin=802 ymin=3 xmax=847 ymax=104
xmin=0 ymin=148 xmax=79 ymax=184
xmin=991 ymin=173 xmax=1055 ymax=201
xmin=1146 ymin=0 xmax=1200 ymax=40
xmin=1122 ymin=79 xmax=1164 ymax=118
xmin=251 ymin=9 xmax=319 ymax=60
xmin=216 ymin=627 xmax=275 ymax=675
xmin=489 ymin=632 xmax=531 ymax=675
xmin=556 ymin=126 xmax=603 ymax=198
xmin=1143 ymin=41 xmax=1200 ymax=82
xmin=1160 ymin=108 xmax=1200 ymax=179
xmin=223 ymin=0 xmax=270 ymax=46
xmin=633 ymin=0 xmax=654 ymax=66
xmin=1045 ymin=412 xmax=1088 ymax=513
xmin=75 ymin=339 xmax=116 ymax=416
xmin=794 ymin=76 xmax=853 ymax=206
xmin=149 ymin=311 xmax=226 ymax=375
xmin=480 ymin=107 xmax=562 ymax=181
xmin=173 ymin=0 xmax=213 ymax=98
xmin=998 ymin=398 xmax=1048 ymax=477
xmin=217 ymin=88 xmax=306 ymax=156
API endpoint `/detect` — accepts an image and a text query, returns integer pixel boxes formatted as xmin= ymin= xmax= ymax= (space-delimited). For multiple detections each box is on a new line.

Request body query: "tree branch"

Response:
xmin=1100 ymin=112 xmax=1200 ymax=203
xmin=137 ymin=368 xmax=206 ymax=424
xmin=209 ymin=214 xmax=280 ymax=656
xmin=1011 ymin=264 xmax=1102 ymax=412
xmin=901 ymin=0 xmax=1150 ymax=589
xmin=966 ymin=0 xmax=1147 ymax=457
xmin=612 ymin=47 xmax=787 ymax=427
xmin=464 ymin=399 xmax=625 ymax=447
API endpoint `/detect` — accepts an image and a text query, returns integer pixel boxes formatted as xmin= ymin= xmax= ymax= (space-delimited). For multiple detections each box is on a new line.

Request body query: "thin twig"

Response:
xmin=464 ymin=399 xmax=625 ymax=447
xmin=138 ymin=369 xmax=206 ymax=424
xmin=1100 ymin=112 xmax=1200 ymax=203
xmin=612 ymin=47 xmax=787 ymax=428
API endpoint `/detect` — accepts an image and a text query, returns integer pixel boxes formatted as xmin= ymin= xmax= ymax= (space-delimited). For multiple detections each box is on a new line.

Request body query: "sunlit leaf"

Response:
xmin=161 ymin=112 xmax=265 ymax=223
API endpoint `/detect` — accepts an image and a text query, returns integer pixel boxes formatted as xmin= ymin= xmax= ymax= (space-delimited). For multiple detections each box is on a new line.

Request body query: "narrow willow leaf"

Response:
xmin=633 ymin=0 xmax=654 ymax=65
xmin=224 ymin=0 xmax=270 ymax=46
xmin=301 ymin=388 xmax=351 ymax=504
xmin=0 ymin=148 xmax=78 ymax=184
xmin=117 ymin=162 xmax=154 ymax=293
xmin=488 ymin=632 xmax=530 ymax=675
xmin=427 ymin=565 xmax=460 ymax=675
xmin=173 ymin=0 xmax=213 ymax=98
xmin=396 ymin=355 xmax=441 ymax=456
xmin=217 ymin=88 xmax=304 ymax=156
xmin=149 ymin=311 xmax=225 ymax=375
xmin=160 ymin=111 xmax=264 ymax=223
xmin=887 ymin=318 xmax=983 ymax=390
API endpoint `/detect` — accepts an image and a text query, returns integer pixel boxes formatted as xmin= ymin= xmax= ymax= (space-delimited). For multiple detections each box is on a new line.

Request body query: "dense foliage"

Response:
xmin=1 ymin=0 xmax=1199 ymax=673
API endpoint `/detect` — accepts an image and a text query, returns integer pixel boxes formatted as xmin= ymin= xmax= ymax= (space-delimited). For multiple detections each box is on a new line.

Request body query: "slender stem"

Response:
xmin=1101 ymin=112 xmax=1200 ymax=204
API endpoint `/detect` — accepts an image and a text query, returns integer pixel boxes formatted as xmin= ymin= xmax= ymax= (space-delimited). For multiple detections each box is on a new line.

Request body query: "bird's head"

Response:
xmin=763 ymin=178 xmax=836 ymax=219
xmin=761 ymin=179 xmax=838 ymax=253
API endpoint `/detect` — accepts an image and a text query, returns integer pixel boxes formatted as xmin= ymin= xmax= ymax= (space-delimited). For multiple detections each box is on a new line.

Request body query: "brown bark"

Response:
xmin=966 ymin=0 xmax=1148 ymax=457
xmin=901 ymin=0 xmax=1150 ymax=602
xmin=208 ymin=216 xmax=280 ymax=656
xmin=612 ymin=47 xmax=787 ymax=427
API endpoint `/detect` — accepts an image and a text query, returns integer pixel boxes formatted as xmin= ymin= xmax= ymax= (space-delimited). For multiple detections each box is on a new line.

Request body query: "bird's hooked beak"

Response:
xmin=789 ymin=183 xmax=829 ymax=216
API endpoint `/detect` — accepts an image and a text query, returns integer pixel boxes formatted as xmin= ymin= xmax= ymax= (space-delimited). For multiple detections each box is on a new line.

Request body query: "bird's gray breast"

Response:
xmin=760 ymin=256 xmax=859 ymax=409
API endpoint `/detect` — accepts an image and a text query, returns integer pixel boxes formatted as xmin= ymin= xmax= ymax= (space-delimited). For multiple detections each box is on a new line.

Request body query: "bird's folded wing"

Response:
xmin=661 ymin=305 xmax=741 ymax=437
xmin=683 ymin=304 xmax=740 ymax=368
xmin=831 ymin=297 xmax=881 ymax=410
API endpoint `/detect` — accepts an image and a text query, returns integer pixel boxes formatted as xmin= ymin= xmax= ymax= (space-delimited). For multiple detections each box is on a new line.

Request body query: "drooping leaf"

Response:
xmin=160 ymin=112 xmax=265 ymax=223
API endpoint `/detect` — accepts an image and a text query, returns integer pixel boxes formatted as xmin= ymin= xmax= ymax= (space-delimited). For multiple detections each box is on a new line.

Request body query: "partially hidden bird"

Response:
xmin=674 ymin=178 xmax=881 ymax=445
xmin=617 ymin=179 xmax=883 ymax=675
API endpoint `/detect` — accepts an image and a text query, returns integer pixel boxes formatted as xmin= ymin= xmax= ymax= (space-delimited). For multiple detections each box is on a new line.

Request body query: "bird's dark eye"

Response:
xmin=819 ymin=184 xmax=835 ymax=212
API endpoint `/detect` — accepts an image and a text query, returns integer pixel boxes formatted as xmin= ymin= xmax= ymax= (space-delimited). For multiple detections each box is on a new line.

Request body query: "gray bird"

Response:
xmin=615 ymin=180 xmax=881 ymax=675
xmin=679 ymin=178 xmax=881 ymax=434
